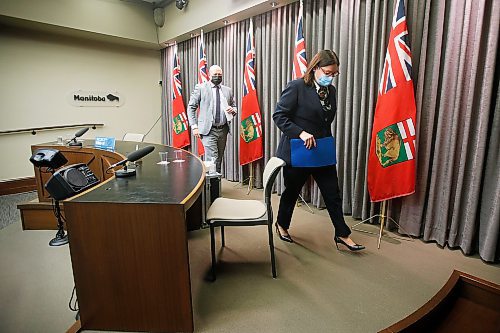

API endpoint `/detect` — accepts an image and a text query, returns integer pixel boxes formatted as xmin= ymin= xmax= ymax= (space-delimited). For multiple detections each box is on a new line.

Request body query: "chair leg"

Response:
xmin=267 ymin=222 xmax=277 ymax=278
xmin=210 ymin=224 xmax=217 ymax=281
xmin=221 ymin=225 xmax=225 ymax=247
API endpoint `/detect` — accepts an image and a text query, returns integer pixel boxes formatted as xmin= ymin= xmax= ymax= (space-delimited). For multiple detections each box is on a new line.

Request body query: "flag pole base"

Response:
xmin=352 ymin=201 xmax=413 ymax=249
xmin=234 ymin=162 xmax=255 ymax=195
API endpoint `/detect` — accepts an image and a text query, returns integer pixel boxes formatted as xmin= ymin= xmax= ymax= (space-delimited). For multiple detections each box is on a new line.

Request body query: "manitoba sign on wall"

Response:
xmin=68 ymin=90 xmax=125 ymax=107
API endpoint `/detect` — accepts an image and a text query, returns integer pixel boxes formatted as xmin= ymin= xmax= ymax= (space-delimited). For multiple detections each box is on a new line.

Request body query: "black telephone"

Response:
xmin=45 ymin=163 xmax=100 ymax=200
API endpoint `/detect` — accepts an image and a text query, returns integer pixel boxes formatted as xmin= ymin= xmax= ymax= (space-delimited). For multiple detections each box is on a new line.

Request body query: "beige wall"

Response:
xmin=0 ymin=0 xmax=291 ymax=181
xmin=0 ymin=28 xmax=162 ymax=180
xmin=0 ymin=0 xmax=158 ymax=47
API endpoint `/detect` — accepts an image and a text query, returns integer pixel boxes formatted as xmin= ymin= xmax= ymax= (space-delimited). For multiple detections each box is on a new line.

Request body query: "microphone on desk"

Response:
xmin=68 ymin=127 xmax=90 ymax=147
xmin=107 ymin=145 xmax=155 ymax=178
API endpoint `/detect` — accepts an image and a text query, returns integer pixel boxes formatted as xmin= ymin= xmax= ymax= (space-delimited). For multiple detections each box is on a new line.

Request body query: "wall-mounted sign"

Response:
xmin=68 ymin=90 xmax=125 ymax=107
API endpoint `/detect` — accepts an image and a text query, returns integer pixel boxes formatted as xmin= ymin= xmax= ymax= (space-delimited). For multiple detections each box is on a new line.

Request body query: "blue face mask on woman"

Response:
xmin=317 ymin=73 xmax=333 ymax=87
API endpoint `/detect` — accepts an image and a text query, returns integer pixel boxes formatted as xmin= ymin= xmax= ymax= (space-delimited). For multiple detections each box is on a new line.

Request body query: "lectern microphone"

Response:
xmin=107 ymin=145 xmax=155 ymax=178
xmin=126 ymin=145 xmax=155 ymax=163
xmin=68 ymin=127 xmax=89 ymax=147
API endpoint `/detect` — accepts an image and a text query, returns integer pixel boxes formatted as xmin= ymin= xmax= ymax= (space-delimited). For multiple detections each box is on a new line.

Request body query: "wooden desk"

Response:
xmin=44 ymin=141 xmax=203 ymax=333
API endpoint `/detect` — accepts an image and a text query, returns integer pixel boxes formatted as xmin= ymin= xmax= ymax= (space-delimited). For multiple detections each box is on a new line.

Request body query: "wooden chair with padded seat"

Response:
xmin=206 ymin=157 xmax=286 ymax=281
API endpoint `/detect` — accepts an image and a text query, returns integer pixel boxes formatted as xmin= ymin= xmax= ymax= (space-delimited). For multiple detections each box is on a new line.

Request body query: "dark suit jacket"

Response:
xmin=272 ymin=78 xmax=337 ymax=165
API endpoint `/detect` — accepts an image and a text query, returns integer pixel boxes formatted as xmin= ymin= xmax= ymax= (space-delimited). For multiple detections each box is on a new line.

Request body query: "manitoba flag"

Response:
xmin=171 ymin=44 xmax=190 ymax=149
xmin=292 ymin=0 xmax=307 ymax=80
xmin=239 ymin=19 xmax=263 ymax=166
xmin=367 ymin=0 xmax=417 ymax=202
xmin=195 ymin=30 xmax=209 ymax=156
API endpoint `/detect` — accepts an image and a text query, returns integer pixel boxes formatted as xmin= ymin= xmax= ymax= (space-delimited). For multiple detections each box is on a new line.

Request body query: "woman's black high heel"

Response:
xmin=275 ymin=223 xmax=293 ymax=243
xmin=334 ymin=236 xmax=365 ymax=251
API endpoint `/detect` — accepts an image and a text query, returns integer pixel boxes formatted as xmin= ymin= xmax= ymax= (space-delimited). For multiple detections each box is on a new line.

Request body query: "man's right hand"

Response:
xmin=193 ymin=128 xmax=200 ymax=138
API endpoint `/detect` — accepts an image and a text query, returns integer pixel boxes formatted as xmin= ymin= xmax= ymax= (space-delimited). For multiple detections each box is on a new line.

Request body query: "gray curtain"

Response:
xmin=161 ymin=0 xmax=499 ymax=262
xmin=395 ymin=0 xmax=500 ymax=262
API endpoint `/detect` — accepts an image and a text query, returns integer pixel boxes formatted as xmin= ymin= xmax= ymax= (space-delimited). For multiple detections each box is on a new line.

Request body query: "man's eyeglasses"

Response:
xmin=319 ymin=67 xmax=340 ymax=77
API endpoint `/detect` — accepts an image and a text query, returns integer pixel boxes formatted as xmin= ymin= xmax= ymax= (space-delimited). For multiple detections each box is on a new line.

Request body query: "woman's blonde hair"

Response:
xmin=303 ymin=50 xmax=340 ymax=86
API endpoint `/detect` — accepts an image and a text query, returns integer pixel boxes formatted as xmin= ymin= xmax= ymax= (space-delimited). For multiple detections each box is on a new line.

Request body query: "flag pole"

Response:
xmin=296 ymin=193 xmax=314 ymax=213
xmin=377 ymin=200 xmax=387 ymax=249
xmin=234 ymin=162 xmax=255 ymax=194
xmin=246 ymin=162 xmax=254 ymax=195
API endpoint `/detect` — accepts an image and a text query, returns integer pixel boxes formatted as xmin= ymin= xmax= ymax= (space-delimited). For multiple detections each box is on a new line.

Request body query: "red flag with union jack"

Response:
xmin=367 ymin=0 xmax=417 ymax=202
xmin=171 ymin=45 xmax=190 ymax=149
xmin=292 ymin=0 xmax=307 ymax=80
xmin=195 ymin=30 xmax=209 ymax=156
xmin=239 ymin=19 xmax=263 ymax=166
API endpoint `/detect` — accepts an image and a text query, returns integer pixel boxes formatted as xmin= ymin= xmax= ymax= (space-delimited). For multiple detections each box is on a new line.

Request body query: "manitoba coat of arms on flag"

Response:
xmin=173 ymin=113 xmax=189 ymax=136
xmin=241 ymin=112 xmax=262 ymax=144
xmin=374 ymin=118 xmax=416 ymax=168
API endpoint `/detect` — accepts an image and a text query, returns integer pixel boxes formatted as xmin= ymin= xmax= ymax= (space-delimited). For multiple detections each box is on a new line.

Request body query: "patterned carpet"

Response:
xmin=0 ymin=191 xmax=37 ymax=230
xmin=1 ymin=184 xmax=498 ymax=333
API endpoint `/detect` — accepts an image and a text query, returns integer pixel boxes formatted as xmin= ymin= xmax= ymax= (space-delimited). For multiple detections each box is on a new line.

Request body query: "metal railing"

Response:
xmin=0 ymin=123 xmax=104 ymax=136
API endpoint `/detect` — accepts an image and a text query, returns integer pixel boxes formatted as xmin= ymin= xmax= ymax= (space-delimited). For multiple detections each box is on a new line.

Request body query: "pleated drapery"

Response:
xmin=160 ymin=0 xmax=499 ymax=262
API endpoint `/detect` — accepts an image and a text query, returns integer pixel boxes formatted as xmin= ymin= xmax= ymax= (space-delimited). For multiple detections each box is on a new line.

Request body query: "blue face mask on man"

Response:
xmin=317 ymin=73 xmax=333 ymax=87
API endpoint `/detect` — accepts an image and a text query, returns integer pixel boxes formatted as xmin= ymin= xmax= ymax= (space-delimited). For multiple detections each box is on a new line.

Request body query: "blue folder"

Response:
xmin=290 ymin=136 xmax=336 ymax=167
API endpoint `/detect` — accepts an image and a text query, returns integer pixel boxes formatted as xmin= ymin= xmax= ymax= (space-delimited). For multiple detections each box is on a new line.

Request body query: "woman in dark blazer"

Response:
xmin=272 ymin=50 xmax=364 ymax=251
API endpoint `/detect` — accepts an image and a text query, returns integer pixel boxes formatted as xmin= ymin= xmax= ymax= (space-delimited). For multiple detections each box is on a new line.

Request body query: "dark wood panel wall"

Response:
xmin=0 ymin=177 xmax=36 ymax=195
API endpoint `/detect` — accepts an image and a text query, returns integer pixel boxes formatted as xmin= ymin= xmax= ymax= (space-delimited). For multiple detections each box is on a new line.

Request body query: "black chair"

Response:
xmin=206 ymin=157 xmax=286 ymax=281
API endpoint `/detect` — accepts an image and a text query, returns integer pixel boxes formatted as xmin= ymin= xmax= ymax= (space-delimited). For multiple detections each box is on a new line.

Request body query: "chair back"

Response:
xmin=262 ymin=157 xmax=286 ymax=203
xmin=123 ymin=133 xmax=145 ymax=142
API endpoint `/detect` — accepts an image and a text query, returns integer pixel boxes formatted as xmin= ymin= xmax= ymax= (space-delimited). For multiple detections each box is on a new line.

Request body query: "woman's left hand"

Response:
xmin=299 ymin=131 xmax=316 ymax=149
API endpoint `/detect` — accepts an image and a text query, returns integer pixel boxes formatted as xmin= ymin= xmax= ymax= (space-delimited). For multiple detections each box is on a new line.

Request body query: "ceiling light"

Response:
xmin=270 ymin=1 xmax=278 ymax=7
